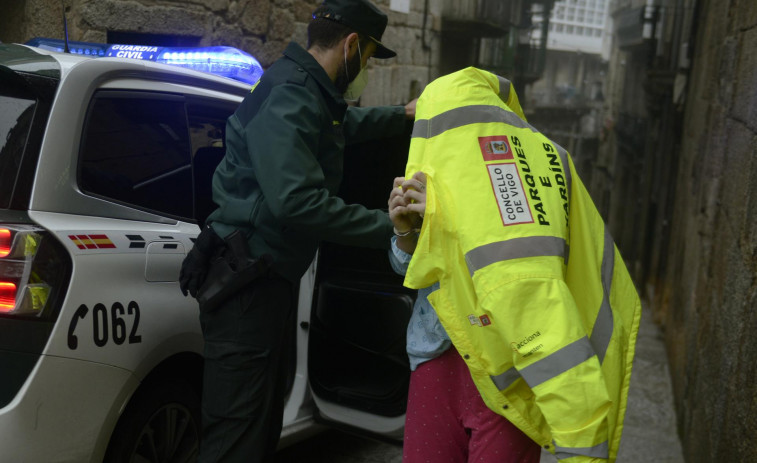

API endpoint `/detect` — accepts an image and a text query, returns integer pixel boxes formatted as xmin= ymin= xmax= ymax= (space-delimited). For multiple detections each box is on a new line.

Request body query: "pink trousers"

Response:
xmin=403 ymin=347 xmax=541 ymax=463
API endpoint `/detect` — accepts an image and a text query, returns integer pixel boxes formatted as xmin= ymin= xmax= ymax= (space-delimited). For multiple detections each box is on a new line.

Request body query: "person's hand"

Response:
xmin=401 ymin=172 xmax=426 ymax=219
xmin=388 ymin=176 xmax=417 ymax=234
xmin=388 ymin=172 xmax=427 ymax=232
xmin=405 ymin=98 xmax=418 ymax=120
xmin=179 ymin=226 xmax=223 ymax=298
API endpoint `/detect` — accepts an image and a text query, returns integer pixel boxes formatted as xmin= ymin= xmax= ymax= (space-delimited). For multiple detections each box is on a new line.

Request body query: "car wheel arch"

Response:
xmin=102 ymin=351 xmax=204 ymax=463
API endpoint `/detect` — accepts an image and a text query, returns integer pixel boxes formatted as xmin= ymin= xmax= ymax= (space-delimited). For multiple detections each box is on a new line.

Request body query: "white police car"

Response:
xmin=0 ymin=38 xmax=413 ymax=462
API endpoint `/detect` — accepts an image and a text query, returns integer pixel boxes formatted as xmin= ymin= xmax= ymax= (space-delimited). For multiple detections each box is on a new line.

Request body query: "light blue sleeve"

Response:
xmin=388 ymin=236 xmax=452 ymax=370
xmin=388 ymin=235 xmax=412 ymax=276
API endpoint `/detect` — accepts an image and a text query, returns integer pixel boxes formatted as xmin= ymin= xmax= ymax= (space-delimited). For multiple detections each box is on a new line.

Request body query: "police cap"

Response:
xmin=313 ymin=0 xmax=397 ymax=59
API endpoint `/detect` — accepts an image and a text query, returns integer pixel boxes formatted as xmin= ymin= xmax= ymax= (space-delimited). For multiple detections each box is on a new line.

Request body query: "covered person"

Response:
xmin=389 ymin=172 xmax=541 ymax=463
xmin=390 ymin=68 xmax=641 ymax=462
xmin=179 ymin=0 xmax=416 ymax=462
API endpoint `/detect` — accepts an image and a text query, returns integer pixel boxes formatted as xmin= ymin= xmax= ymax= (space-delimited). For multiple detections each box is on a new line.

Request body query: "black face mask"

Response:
xmin=334 ymin=42 xmax=362 ymax=95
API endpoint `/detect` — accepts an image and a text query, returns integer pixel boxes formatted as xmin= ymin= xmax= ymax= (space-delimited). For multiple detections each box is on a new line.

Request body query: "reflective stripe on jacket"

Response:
xmin=403 ymin=67 xmax=641 ymax=463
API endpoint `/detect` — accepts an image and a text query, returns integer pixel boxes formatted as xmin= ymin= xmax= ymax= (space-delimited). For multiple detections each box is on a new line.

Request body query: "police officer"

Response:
xmin=180 ymin=0 xmax=415 ymax=461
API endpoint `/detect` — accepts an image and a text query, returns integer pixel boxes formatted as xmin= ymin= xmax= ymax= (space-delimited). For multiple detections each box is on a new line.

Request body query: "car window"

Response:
xmin=0 ymin=86 xmax=36 ymax=210
xmin=79 ymin=91 xmax=193 ymax=219
xmin=186 ymin=100 xmax=236 ymax=225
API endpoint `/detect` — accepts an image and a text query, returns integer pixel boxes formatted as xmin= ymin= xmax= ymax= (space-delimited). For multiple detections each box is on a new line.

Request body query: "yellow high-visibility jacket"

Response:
xmin=404 ymin=67 xmax=641 ymax=463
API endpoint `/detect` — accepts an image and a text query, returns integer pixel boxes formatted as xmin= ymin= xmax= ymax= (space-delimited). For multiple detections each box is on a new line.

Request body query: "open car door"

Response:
xmin=308 ymin=125 xmax=415 ymax=440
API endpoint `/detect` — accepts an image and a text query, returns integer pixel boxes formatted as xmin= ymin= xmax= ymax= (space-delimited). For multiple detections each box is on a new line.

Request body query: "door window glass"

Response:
xmin=0 ymin=87 xmax=36 ymax=209
xmin=79 ymin=92 xmax=192 ymax=218
xmin=186 ymin=99 xmax=237 ymax=224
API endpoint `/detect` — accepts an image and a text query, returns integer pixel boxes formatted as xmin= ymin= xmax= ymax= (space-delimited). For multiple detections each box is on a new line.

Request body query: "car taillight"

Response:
xmin=0 ymin=282 xmax=16 ymax=312
xmin=0 ymin=229 xmax=11 ymax=257
xmin=0 ymin=226 xmax=68 ymax=319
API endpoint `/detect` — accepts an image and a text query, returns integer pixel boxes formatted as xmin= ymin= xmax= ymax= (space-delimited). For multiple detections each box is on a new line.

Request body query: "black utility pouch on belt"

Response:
xmin=197 ymin=230 xmax=272 ymax=313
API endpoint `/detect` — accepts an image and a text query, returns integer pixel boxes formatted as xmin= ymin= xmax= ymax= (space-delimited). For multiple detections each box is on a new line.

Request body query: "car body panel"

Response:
xmin=0 ymin=354 xmax=137 ymax=462
xmin=31 ymin=211 xmax=202 ymax=374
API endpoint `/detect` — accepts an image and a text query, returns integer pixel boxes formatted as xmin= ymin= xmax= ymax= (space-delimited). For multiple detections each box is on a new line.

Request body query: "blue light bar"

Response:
xmin=25 ymin=37 xmax=109 ymax=57
xmin=24 ymin=38 xmax=263 ymax=86
xmin=153 ymin=46 xmax=263 ymax=85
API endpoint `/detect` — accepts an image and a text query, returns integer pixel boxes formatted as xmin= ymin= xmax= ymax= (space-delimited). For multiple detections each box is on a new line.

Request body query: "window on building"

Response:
xmin=556 ymin=24 xmax=565 ymax=32
xmin=567 ymin=25 xmax=574 ymax=33
xmin=594 ymin=28 xmax=602 ymax=37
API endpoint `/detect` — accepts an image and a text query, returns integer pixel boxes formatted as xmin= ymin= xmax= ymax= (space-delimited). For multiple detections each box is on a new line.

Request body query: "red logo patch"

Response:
xmin=478 ymin=136 xmax=513 ymax=161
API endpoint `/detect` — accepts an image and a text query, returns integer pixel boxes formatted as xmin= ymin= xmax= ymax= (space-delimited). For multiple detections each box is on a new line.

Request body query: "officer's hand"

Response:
xmin=179 ymin=226 xmax=224 ymax=298
xmin=179 ymin=249 xmax=207 ymax=298
xmin=405 ymin=98 xmax=418 ymax=120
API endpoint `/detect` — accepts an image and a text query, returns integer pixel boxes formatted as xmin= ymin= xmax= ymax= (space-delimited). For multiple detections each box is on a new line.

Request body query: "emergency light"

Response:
xmin=25 ymin=37 xmax=264 ymax=85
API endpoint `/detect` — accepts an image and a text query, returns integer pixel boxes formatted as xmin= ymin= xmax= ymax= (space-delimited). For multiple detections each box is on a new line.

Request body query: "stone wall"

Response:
xmin=0 ymin=0 xmax=440 ymax=106
xmin=579 ymin=0 xmax=757 ymax=460
xmin=657 ymin=0 xmax=757 ymax=460
xmin=359 ymin=0 xmax=441 ymax=107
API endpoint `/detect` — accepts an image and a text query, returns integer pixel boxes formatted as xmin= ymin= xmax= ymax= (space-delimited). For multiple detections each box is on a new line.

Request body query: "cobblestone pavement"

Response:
xmin=276 ymin=305 xmax=684 ymax=463
xmin=274 ymin=429 xmax=402 ymax=463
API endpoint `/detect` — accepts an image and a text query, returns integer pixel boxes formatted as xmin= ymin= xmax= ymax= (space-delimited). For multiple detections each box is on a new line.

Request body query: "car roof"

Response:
xmin=13 ymin=42 xmax=255 ymax=94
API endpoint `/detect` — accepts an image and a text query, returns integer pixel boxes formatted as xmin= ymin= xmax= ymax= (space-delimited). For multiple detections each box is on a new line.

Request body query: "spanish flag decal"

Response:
xmin=69 ymin=234 xmax=116 ymax=250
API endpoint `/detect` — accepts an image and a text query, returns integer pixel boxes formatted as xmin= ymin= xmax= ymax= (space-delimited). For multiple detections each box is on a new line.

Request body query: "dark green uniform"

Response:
xmin=198 ymin=41 xmax=408 ymax=463
xmin=208 ymin=42 xmax=406 ymax=281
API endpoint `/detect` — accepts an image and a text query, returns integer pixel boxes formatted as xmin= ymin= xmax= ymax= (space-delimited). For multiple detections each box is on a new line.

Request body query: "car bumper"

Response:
xmin=0 ymin=354 xmax=137 ymax=462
